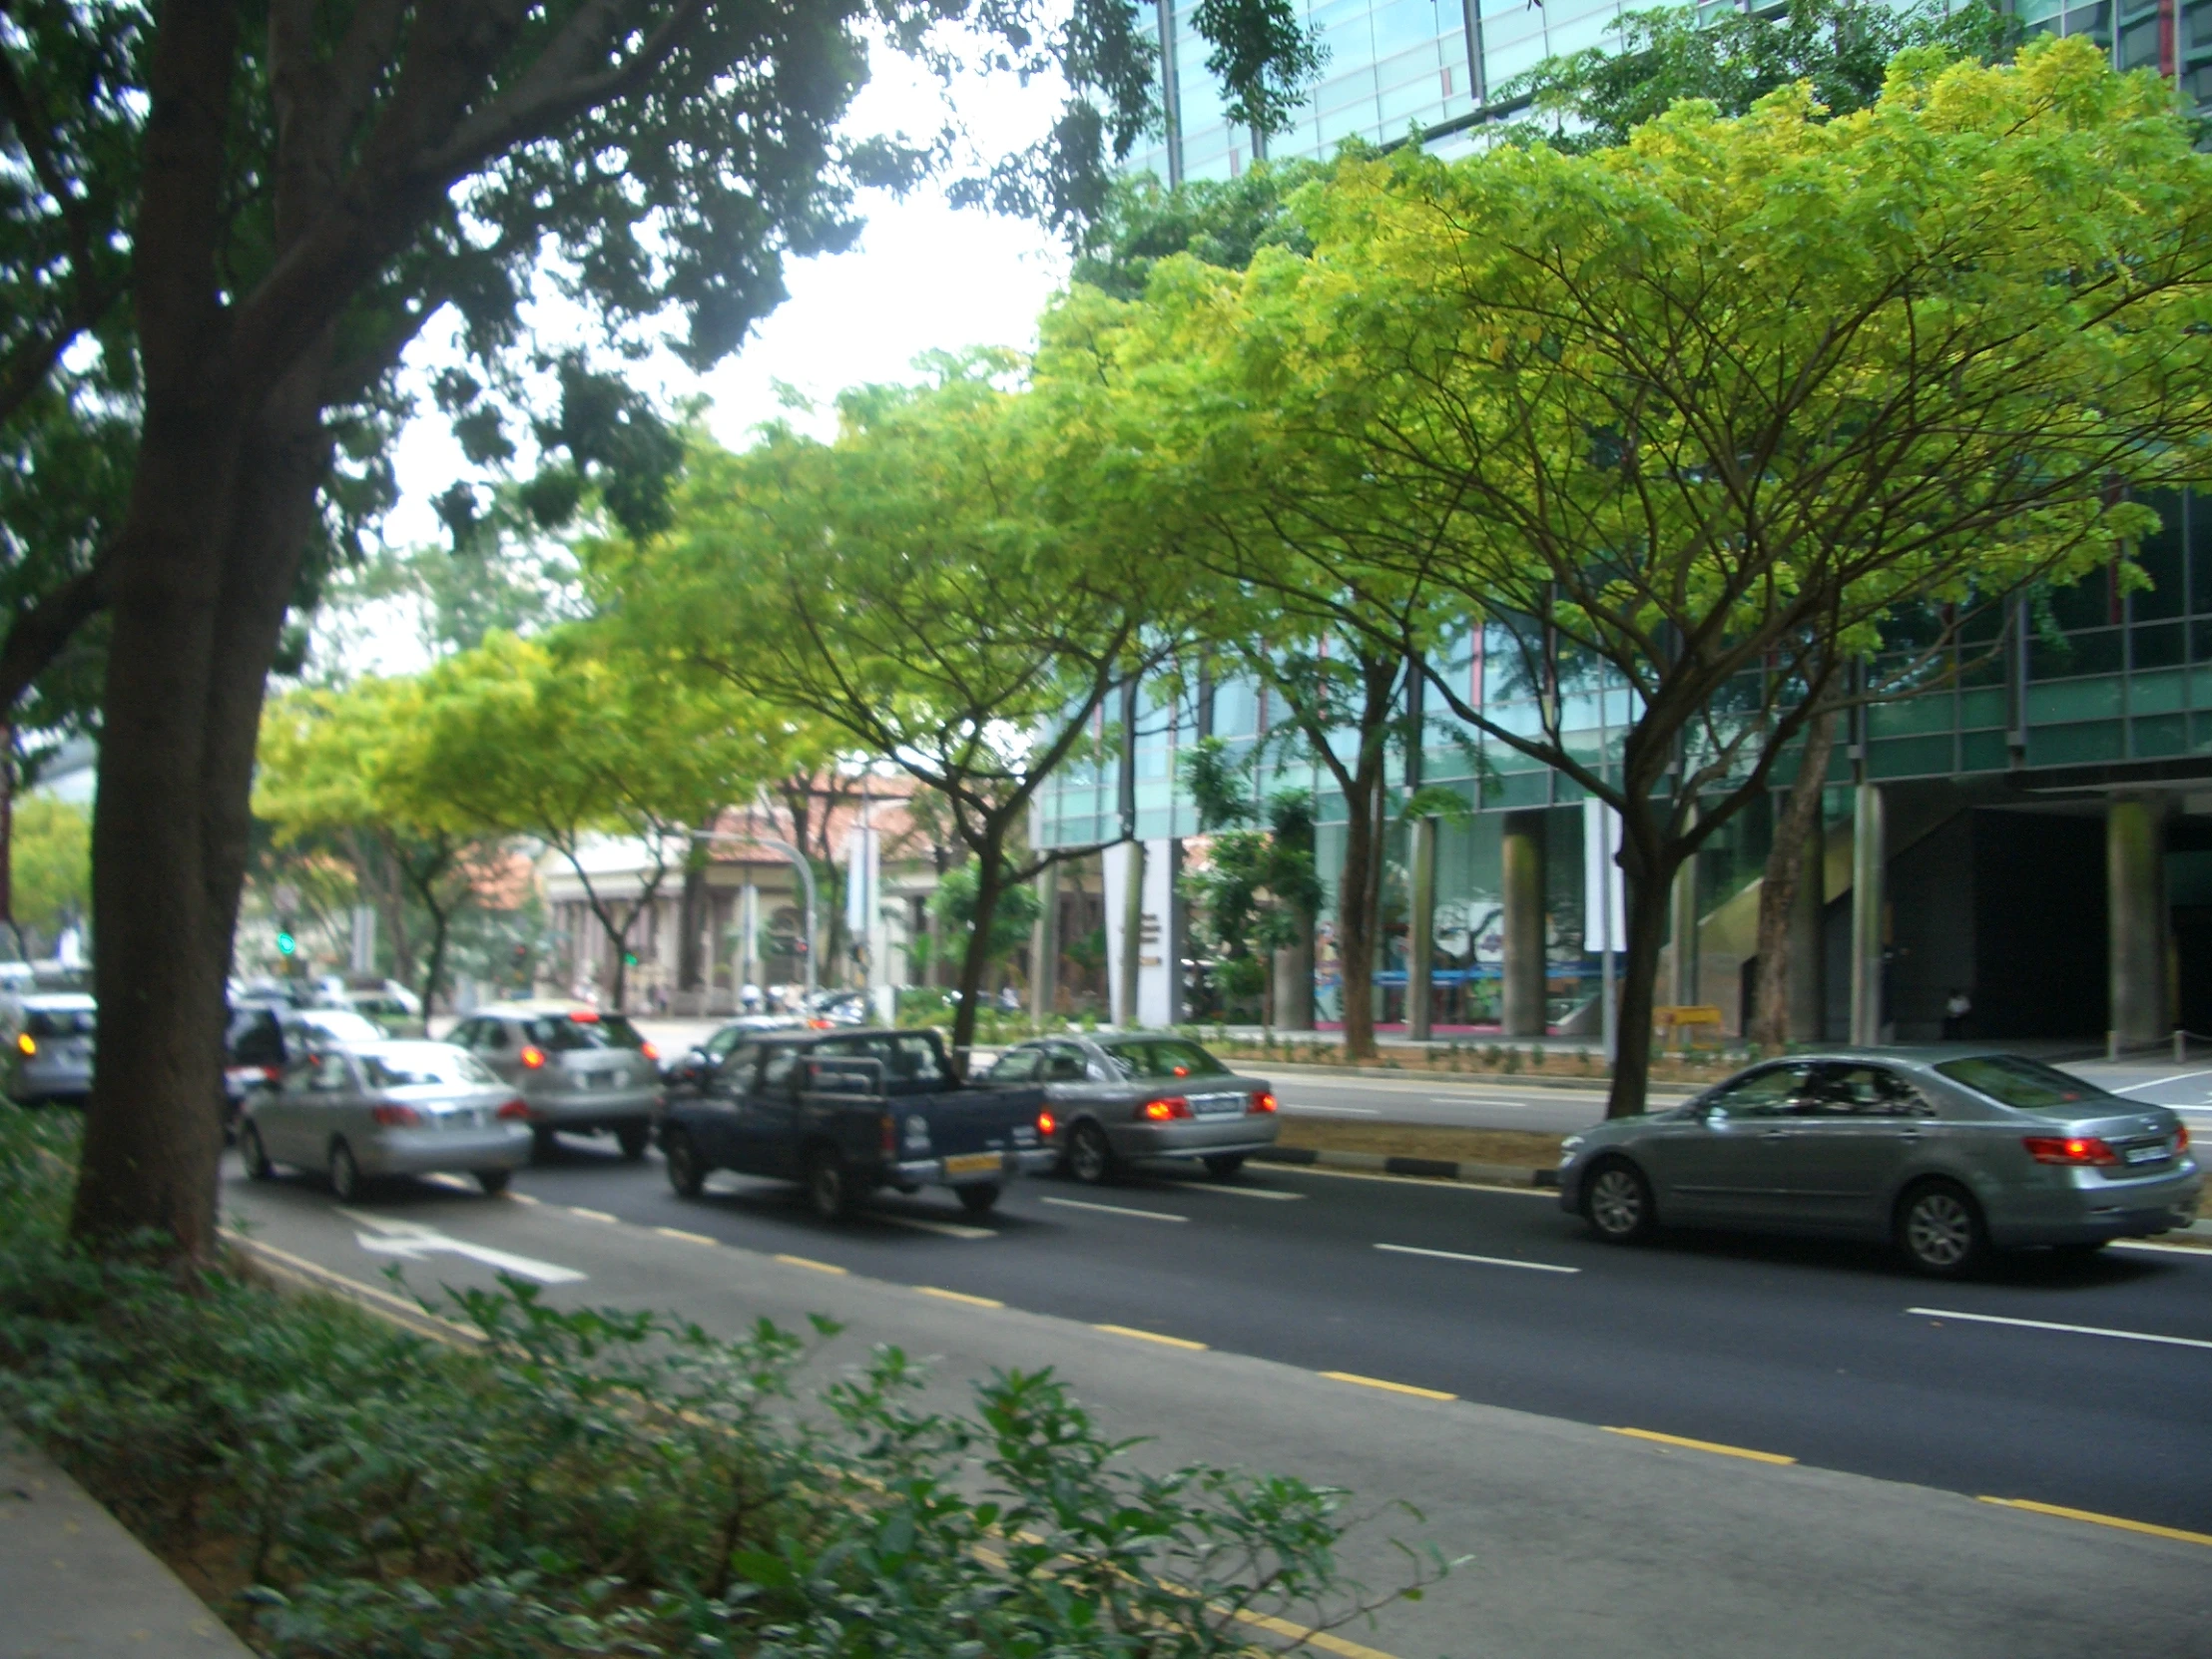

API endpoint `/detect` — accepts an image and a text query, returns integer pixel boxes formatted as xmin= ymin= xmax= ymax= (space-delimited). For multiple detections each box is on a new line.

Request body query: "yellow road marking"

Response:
xmin=775 ymin=1253 xmax=847 ymax=1276
xmin=1606 ymin=1426 xmax=1795 ymax=1465
xmin=1094 ymin=1323 xmax=1208 ymax=1351
xmin=653 ymin=1226 xmax=718 ymax=1246
xmin=567 ymin=1206 xmax=618 ymax=1223
xmin=1230 ymin=1605 xmax=1405 ymax=1659
xmin=1322 ymin=1371 xmax=1456 ymax=1401
xmin=916 ymin=1286 xmax=1004 ymax=1309
xmin=1979 ymin=1496 xmax=2212 ymax=1547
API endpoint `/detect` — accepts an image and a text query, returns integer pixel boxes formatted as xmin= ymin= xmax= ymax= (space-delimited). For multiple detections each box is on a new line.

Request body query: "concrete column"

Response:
xmin=1119 ymin=837 xmax=1147 ymax=1028
xmin=1501 ymin=810 xmax=1547 ymax=1038
xmin=1669 ymin=804 xmax=1700 ymax=1009
xmin=2108 ymin=793 xmax=2169 ymax=1050
xmin=738 ymin=879 xmax=758 ymax=992
xmin=1787 ymin=815 xmax=1827 ymax=1042
xmin=1029 ymin=860 xmax=1059 ymax=1025
xmin=1407 ymin=816 xmax=1437 ymax=1041
xmin=1850 ymin=783 xmax=1885 ymax=1046
xmin=1273 ymin=934 xmax=1315 ymax=1031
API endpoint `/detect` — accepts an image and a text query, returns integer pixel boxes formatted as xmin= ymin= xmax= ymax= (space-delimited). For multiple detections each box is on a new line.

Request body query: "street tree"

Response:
xmin=7 ymin=2 xmax=1323 ymax=1255
xmin=1128 ymin=40 xmax=2212 ymax=1114
xmin=1178 ymin=738 xmax=1322 ymax=1025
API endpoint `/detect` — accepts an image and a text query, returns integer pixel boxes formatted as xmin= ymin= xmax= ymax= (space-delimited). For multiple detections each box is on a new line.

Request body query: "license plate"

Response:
xmin=943 ymin=1152 xmax=1000 ymax=1177
xmin=2125 ymin=1143 xmax=2167 ymax=1165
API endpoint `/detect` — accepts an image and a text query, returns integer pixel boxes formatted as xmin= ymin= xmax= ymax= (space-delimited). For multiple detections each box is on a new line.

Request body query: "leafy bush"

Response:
xmin=0 ymin=1106 xmax=1436 ymax=1656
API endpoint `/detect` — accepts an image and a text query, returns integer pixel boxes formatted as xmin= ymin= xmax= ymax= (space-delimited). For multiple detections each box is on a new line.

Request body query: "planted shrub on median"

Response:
xmin=0 ymin=1104 xmax=1438 ymax=1656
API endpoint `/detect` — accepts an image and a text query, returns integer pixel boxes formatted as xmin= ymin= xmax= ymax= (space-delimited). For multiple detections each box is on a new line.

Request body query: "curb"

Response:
xmin=1256 ymin=1145 xmax=1561 ymax=1189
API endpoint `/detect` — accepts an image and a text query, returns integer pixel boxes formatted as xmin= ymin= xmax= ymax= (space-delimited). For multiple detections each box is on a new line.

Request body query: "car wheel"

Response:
xmin=664 ymin=1128 xmax=707 ymax=1198
xmin=327 ymin=1139 xmax=362 ymax=1204
xmin=805 ymin=1147 xmax=856 ymax=1221
xmin=475 ymin=1168 xmax=512 ymax=1196
xmin=615 ymin=1120 xmax=651 ymax=1161
xmin=239 ymin=1121 xmax=275 ymax=1181
xmin=955 ymin=1182 xmax=1001 ymax=1216
xmin=1583 ymin=1158 xmax=1655 ymax=1244
xmin=1896 ymin=1180 xmax=1986 ymax=1277
xmin=1067 ymin=1120 xmax=1117 ymax=1186
xmin=1202 ymin=1153 xmax=1246 ymax=1182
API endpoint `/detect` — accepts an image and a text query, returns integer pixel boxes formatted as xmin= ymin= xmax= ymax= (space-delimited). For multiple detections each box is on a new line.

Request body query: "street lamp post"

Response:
xmin=688 ymin=827 xmax=818 ymax=997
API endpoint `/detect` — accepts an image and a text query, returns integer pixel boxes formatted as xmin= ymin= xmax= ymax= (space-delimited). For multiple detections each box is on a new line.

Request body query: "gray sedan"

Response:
xmin=1557 ymin=1049 xmax=2201 ymax=1275
xmin=987 ymin=1034 xmax=1279 ymax=1183
xmin=239 ymin=1039 xmax=532 ymax=1201
xmin=2 ymin=992 xmax=96 ymax=1105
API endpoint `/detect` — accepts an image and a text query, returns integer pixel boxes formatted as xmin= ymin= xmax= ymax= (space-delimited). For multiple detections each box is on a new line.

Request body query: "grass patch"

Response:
xmin=0 ymin=1105 xmax=1438 ymax=1656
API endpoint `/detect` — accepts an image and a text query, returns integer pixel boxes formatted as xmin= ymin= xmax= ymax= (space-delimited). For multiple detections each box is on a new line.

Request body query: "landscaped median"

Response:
xmin=0 ymin=1106 xmax=1438 ymax=1658
xmin=1261 ymin=1120 xmax=1567 ymax=1189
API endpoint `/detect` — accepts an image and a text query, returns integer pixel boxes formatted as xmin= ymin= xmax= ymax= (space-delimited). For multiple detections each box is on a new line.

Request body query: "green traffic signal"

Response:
xmin=276 ymin=931 xmax=296 ymax=956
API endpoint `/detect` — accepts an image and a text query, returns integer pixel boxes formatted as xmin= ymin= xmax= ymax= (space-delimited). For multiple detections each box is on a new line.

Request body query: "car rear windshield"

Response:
xmin=1934 ymin=1054 xmax=2108 ymax=1112
xmin=1098 ymin=1039 xmax=1230 ymax=1081
xmin=293 ymin=1010 xmax=385 ymax=1044
xmin=24 ymin=1008 xmax=94 ymax=1037
xmin=358 ymin=1047 xmax=495 ymax=1089
xmin=526 ymin=1013 xmax=647 ymax=1051
xmin=810 ymin=1033 xmax=947 ymax=1088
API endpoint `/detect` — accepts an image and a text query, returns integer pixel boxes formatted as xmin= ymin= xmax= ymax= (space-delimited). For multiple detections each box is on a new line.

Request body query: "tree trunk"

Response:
xmin=1749 ymin=709 xmax=1837 ymax=1054
xmin=416 ymin=896 xmax=453 ymax=1031
xmin=949 ymin=828 xmax=1007 ymax=1065
xmin=1606 ymin=823 xmax=1684 ymax=1120
xmin=677 ymin=842 xmax=710 ymax=993
xmin=1336 ymin=775 xmax=1381 ymax=1060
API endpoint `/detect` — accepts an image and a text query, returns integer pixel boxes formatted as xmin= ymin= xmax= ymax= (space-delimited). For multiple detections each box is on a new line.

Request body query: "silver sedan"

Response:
xmin=239 ymin=1040 xmax=532 ymax=1201
xmin=987 ymin=1034 xmax=1279 ymax=1183
xmin=1557 ymin=1049 xmax=2201 ymax=1275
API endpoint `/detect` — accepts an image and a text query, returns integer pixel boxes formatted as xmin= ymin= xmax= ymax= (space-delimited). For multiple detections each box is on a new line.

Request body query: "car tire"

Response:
xmin=664 ymin=1128 xmax=707 ymax=1198
xmin=327 ymin=1138 xmax=362 ymax=1204
xmin=239 ymin=1121 xmax=275 ymax=1181
xmin=615 ymin=1121 xmax=651 ymax=1162
xmin=1067 ymin=1120 xmax=1117 ymax=1186
xmin=1583 ymin=1158 xmax=1656 ymax=1244
xmin=805 ymin=1147 xmax=857 ymax=1221
xmin=955 ymin=1182 xmax=1002 ymax=1216
xmin=1202 ymin=1153 xmax=1246 ymax=1182
xmin=1896 ymin=1180 xmax=1987 ymax=1278
xmin=475 ymin=1168 xmax=512 ymax=1196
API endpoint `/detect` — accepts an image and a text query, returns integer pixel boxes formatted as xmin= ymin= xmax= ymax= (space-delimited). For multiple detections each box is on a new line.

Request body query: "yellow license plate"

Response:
xmin=943 ymin=1152 xmax=1000 ymax=1177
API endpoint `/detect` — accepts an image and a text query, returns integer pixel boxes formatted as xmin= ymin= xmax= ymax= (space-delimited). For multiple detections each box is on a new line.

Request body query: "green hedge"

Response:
xmin=0 ymin=1106 xmax=1436 ymax=1656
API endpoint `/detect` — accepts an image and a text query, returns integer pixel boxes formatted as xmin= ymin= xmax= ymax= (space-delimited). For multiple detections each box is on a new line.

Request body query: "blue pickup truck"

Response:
xmin=657 ymin=1027 xmax=1053 ymax=1220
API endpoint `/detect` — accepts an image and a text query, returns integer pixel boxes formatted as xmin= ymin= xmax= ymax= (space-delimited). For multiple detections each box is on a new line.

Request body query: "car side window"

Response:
xmin=1044 ymin=1044 xmax=1090 ymax=1082
xmin=479 ymin=1021 xmax=511 ymax=1052
xmin=308 ymin=1052 xmax=351 ymax=1093
xmin=1705 ymin=1064 xmax=1812 ymax=1118
xmin=760 ymin=1047 xmax=802 ymax=1094
xmin=1802 ymin=1065 xmax=1933 ymax=1118
xmin=705 ymin=1027 xmax=744 ymax=1060
xmin=991 ymin=1049 xmax=1043 ymax=1084
xmin=449 ymin=1019 xmax=480 ymax=1049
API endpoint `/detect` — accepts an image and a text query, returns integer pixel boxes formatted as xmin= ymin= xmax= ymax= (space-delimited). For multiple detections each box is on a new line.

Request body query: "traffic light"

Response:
xmin=623 ymin=950 xmax=639 ymax=967
xmin=276 ymin=930 xmax=297 ymax=956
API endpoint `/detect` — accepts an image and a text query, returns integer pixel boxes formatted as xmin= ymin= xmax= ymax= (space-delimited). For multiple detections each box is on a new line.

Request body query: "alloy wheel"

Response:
xmin=1903 ymin=1189 xmax=1978 ymax=1273
xmin=328 ymin=1140 xmax=360 ymax=1203
xmin=1587 ymin=1164 xmax=1650 ymax=1242
xmin=1068 ymin=1122 xmax=1113 ymax=1185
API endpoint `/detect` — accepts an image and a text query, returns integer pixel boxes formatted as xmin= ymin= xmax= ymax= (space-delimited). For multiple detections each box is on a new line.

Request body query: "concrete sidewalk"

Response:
xmin=1 ymin=1426 xmax=253 ymax=1658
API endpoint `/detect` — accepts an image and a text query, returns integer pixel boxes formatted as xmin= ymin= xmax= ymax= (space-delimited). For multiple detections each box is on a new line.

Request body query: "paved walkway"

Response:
xmin=1 ymin=1426 xmax=254 ymax=1658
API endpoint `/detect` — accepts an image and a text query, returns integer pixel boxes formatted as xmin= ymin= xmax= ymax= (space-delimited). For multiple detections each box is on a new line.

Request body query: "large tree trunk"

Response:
xmin=1749 ymin=709 xmax=1837 ymax=1053
xmin=1336 ymin=774 xmax=1382 ymax=1060
xmin=949 ymin=829 xmax=1007 ymax=1066
xmin=677 ymin=842 xmax=710 ymax=994
xmin=1606 ymin=819 xmax=1684 ymax=1120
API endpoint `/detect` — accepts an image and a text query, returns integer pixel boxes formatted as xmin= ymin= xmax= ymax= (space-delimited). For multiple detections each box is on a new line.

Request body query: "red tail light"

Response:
xmin=2023 ymin=1135 xmax=2119 ymax=1166
xmin=520 ymin=1044 xmax=546 ymax=1069
xmin=808 ymin=1018 xmax=832 ymax=1029
xmin=568 ymin=1009 xmax=600 ymax=1023
xmin=371 ymin=1104 xmax=424 ymax=1128
xmin=881 ymin=1113 xmax=897 ymax=1158
xmin=2178 ymin=1124 xmax=2191 ymax=1155
xmin=261 ymin=1065 xmax=283 ymax=1081
xmin=1142 ymin=1096 xmax=1191 ymax=1121
xmin=1037 ymin=1108 xmax=1057 ymax=1138
xmin=1249 ymin=1091 xmax=1278 ymax=1115
xmin=496 ymin=1099 xmax=531 ymax=1121
xmin=640 ymin=1040 xmax=660 ymax=1061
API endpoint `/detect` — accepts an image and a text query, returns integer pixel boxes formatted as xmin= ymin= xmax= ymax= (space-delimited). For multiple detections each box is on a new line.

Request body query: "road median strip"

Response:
xmin=1605 ymin=1426 xmax=1795 ymax=1464
xmin=1094 ymin=1323 xmax=1208 ymax=1351
xmin=1258 ymin=1145 xmax=1561 ymax=1189
xmin=1977 ymin=1496 xmax=2212 ymax=1547
xmin=1321 ymin=1371 xmax=1455 ymax=1401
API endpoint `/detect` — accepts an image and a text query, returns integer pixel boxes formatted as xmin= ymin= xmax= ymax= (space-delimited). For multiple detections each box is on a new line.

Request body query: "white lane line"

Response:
xmin=878 ymin=1214 xmax=996 ymax=1240
xmin=1280 ymin=1104 xmax=1380 ymax=1116
xmin=341 ymin=1211 xmax=586 ymax=1285
xmin=1040 ymin=1196 xmax=1190 ymax=1223
xmin=2109 ymin=1067 xmax=2212 ymax=1094
xmin=1909 ymin=1307 xmax=2212 ymax=1352
xmin=1429 ymin=1097 xmax=1536 ymax=1109
xmin=1376 ymin=1242 xmax=1580 ymax=1275
xmin=423 ymin=1172 xmax=476 ymax=1192
xmin=2109 ymin=1240 xmax=2212 ymax=1258
xmin=1160 ymin=1181 xmax=1306 ymax=1201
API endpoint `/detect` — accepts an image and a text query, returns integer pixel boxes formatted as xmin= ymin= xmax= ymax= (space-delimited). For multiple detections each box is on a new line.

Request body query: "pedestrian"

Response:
xmin=1942 ymin=987 xmax=1971 ymax=1041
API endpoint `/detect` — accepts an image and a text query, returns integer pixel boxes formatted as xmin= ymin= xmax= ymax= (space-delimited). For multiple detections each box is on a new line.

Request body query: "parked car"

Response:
xmin=446 ymin=1002 xmax=661 ymax=1159
xmin=659 ymin=1015 xmax=803 ymax=1098
xmin=224 ymin=1002 xmax=390 ymax=1129
xmin=1557 ymin=1049 xmax=2202 ymax=1276
xmin=237 ymin=1039 xmax=531 ymax=1200
xmin=659 ymin=1026 xmax=1054 ymax=1219
xmin=0 ymin=991 xmax=96 ymax=1105
xmin=984 ymin=1034 xmax=1280 ymax=1184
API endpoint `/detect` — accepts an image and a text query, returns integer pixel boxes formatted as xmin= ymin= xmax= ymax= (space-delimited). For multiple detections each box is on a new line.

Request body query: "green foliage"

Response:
xmin=925 ymin=862 xmax=1043 ymax=974
xmin=1190 ymin=0 xmax=1329 ymax=137
xmin=0 ymin=1106 xmax=1433 ymax=1655
xmin=1070 ymin=163 xmax=1327 ymax=301
xmin=7 ymin=797 xmax=89 ymax=941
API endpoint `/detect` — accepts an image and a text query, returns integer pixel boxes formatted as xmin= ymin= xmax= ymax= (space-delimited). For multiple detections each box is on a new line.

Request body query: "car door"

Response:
xmin=736 ymin=1044 xmax=806 ymax=1178
xmin=691 ymin=1042 xmax=761 ymax=1166
xmin=470 ymin=1018 xmax=521 ymax=1088
xmin=1774 ymin=1064 xmax=1936 ymax=1232
xmin=292 ymin=1050 xmax=359 ymax=1164
xmin=260 ymin=1055 xmax=319 ymax=1164
xmin=1646 ymin=1063 xmax=1814 ymax=1224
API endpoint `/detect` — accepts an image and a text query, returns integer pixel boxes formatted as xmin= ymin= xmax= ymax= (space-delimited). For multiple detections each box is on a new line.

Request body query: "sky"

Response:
xmin=352 ymin=38 xmax=1078 ymax=670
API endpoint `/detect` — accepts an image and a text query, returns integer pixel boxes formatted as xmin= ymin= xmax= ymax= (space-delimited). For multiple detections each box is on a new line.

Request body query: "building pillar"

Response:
xmin=1029 ymin=859 xmax=1059 ymax=1025
xmin=1501 ymin=810 xmax=1547 ymax=1037
xmin=1407 ymin=816 xmax=1437 ymax=1041
xmin=1850 ymin=783 xmax=1885 ymax=1046
xmin=2108 ymin=793 xmax=2169 ymax=1050
xmin=1787 ymin=815 xmax=1827 ymax=1042
xmin=1118 ymin=838 xmax=1147 ymax=1028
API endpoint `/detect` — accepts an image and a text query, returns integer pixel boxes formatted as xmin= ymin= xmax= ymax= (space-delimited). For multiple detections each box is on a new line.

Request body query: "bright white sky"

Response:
xmin=354 ymin=39 xmax=1077 ymax=670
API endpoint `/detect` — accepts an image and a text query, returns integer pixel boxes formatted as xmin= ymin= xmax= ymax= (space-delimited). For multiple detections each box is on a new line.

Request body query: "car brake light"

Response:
xmin=808 ymin=1018 xmax=832 ymax=1029
xmin=261 ymin=1065 xmax=283 ymax=1081
xmin=14 ymin=1033 xmax=32 ymax=1057
xmin=1249 ymin=1091 xmax=1278 ymax=1114
xmin=569 ymin=1010 xmax=600 ymax=1023
xmin=2023 ymin=1135 xmax=2120 ymax=1166
xmin=520 ymin=1045 xmax=546 ymax=1069
xmin=1037 ymin=1108 xmax=1057 ymax=1138
xmin=1142 ymin=1096 xmax=1191 ymax=1121
xmin=496 ymin=1099 xmax=531 ymax=1121
xmin=640 ymin=1040 xmax=659 ymax=1061
xmin=371 ymin=1104 xmax=424 ymax=1127
xmin=881 ymin=1113 xmax=897 ymax=1158
xmin=2178 ymin=1124 xmax=2191 ymax=1155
